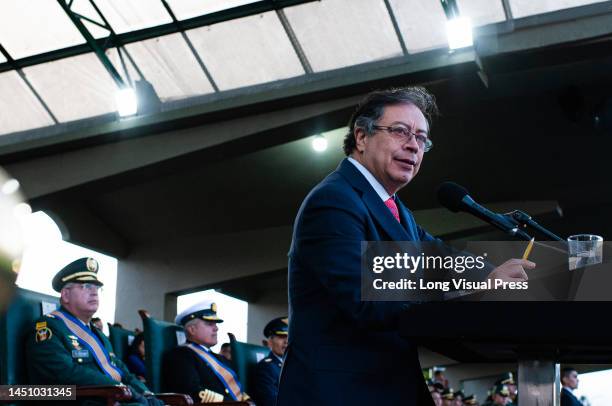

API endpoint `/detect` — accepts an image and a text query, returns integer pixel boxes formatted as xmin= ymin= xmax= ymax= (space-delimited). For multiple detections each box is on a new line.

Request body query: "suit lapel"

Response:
xmin=564 ymin=388 xmax=580 ymax=404
xmin=337 ymin=159 xmax=411 ymax=241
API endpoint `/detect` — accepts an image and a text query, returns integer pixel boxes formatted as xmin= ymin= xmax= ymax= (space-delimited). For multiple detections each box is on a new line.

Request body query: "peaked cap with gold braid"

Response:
xmin=175 ymin=300 xmax=224 ymax=326
xmin=263 ymin=316 xmax=288 ymax=338
xmin=52 ymin=257 xmax=103 ymax=292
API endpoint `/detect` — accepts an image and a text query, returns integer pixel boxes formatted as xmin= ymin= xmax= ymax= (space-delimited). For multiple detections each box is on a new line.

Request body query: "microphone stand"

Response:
xmin=503 ymin=223 xmax=533 ymax=241
xmin=502 ymin=210 xmax=564 ymax=241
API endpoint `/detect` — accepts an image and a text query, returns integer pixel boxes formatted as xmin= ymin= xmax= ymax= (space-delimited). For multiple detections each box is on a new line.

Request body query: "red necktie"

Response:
xmin=385 ymin=197 xmax=400 ymax=223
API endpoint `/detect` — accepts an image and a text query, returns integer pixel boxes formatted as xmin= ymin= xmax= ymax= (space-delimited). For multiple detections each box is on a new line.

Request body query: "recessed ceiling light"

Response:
xmin=312 ymin=135 xmax=328 ymax=152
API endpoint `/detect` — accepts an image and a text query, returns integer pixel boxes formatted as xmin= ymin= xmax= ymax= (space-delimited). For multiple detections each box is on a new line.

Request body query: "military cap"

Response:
xmin=52 ymin=257 xmax=103 ymax=292
xmin=263 ymin=316 xmax=288 ymax=338
xmin=495 ymin=372 xmax=515 ymax=385
xmin=441 ymin=388 xmax=454 ymax=400
xmin=453 ymin=390 xmax=464 ymax=399
xmin=175 ymin=300 xmax=223 ymax=326
xmin=492 ymin=384 xmax=510 ymax=396
xmin=463 ymin=394 xmax=477 ymax=404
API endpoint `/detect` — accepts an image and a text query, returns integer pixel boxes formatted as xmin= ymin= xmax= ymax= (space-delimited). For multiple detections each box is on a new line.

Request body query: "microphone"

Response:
xmin=437 ymin=182 xmax=532 ymax=240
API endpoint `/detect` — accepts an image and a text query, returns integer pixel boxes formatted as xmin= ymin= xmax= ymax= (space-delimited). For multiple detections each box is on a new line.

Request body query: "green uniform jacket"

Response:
xmin=25 ymin=307 xmax=149 ymax=395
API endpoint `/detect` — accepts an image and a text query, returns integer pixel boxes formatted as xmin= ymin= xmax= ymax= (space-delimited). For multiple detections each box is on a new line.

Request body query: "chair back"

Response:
xmin=0 ymin=288 xmax=59 ymax=386
xmin=108 ymin=324 xmax=136 ymax=362
xmin=139 ymin=310 xmax=185 ymax=393
xmin=228 ymin=333 xmax=268 ymax=394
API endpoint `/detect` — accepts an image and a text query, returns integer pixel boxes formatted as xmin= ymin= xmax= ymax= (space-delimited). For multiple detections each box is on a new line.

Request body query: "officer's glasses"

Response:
xmin=68 ymin=283 xmax=101 ymax=292
xmin=373 ymin=125 xmax=433 ymax=152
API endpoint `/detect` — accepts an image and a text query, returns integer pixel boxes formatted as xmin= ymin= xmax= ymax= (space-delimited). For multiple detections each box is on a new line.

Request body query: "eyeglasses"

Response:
xmin=373 ymin=125 xmax=433 ymax=152
xmin=68 ymin=283 xmax=101 ymax=292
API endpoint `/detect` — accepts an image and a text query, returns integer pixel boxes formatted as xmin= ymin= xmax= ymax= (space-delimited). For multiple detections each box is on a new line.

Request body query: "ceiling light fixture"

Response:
xmin=115 ymin=87 xmax=138 ymax=118
xmin=446 ymin=16 xmax=473 ymax=50
xmin=312 ymin=135 xmax=328 ymax=152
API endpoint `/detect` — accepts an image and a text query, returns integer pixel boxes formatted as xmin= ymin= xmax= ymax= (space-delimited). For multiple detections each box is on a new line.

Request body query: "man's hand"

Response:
xmin=487 ymin=258 xmax=535 ymax=282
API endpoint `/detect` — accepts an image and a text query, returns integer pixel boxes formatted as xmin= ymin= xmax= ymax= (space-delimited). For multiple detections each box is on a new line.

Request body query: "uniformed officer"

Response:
xmin=25 ymin=257 xmax=162 ymax=405
xmin=441 ymin=388 xmax=455 ymax=406
xmin=253 ymin=317 xmax=288 ymax=406
xmin=463 ymin=394 xmax=479 ymax=405
xmin=163 ymin=300 xmax=253 ymax=404
xmin=431 ymin=389 xmax=443 ymax=406
xmin=453 ymin=390 xmax=465 ymax=406
xmin=432 ymin=381 xmax=445 ymax=393
xmin=495 ymin=372 xmax=517 ymax=405
xmin=483 ymin=384 xmax=510 ymax=406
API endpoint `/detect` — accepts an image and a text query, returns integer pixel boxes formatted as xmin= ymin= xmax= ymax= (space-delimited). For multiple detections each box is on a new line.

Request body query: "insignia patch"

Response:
xmin=70 ymin=338 xmax=81 ymax=349
xmin=35 ymin=327 xmax=52 ymax=343
xmin=211 ymin=302 xmax=217 ymax=313
xmin=86 ymin=258 xmax=98 ymax=272
xmin=36 ymin=321 xmax=47 ymax=329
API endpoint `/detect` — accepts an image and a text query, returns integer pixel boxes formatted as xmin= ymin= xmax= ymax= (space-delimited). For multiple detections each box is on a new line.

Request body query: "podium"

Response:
xmin=399 ymin=258 xmax=612 ymax=406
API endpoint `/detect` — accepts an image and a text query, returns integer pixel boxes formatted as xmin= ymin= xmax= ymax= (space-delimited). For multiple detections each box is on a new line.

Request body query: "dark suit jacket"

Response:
xmin=276 ymin=159 xmax=435 ymax=406
xmin=163 ymin=343 xmax=237 ymax=402
xmin=561 ymin=387 xmax=583 ymax=406
xmin=253 ymin=351 xmax=282 ymax=406
xmin=26 ymin=307 xmax=150 ymax=405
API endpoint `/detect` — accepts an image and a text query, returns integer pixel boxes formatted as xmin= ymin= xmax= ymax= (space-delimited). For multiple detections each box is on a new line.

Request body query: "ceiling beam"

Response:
xmin=383 ymin=0 xmax=408 ymax=56
xmin=0 ymin=43 xmax=59 ymax=124
xmin=56 ymin=0 xmax=125 ymax=88
xmin=0 ymin=0 xmax=319 ymax=74
xmin=0 ymin=48 xmax=477 ymax=160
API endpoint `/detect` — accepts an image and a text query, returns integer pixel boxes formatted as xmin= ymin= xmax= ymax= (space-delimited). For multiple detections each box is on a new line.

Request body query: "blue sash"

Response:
xmin=51 ymin=310 xmax=123 ymax=382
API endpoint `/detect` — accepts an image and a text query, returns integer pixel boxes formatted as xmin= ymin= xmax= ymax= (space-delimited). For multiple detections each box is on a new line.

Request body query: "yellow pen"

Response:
xmin=522 ymin=237 xmax=535 ymax=260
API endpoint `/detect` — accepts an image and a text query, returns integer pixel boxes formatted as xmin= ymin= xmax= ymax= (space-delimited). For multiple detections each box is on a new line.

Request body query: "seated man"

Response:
xmin=495 ymin=373 xmax=517 ymax=405
xmin=164 ymin=300 xmax=252 ymax=404
xmin=25 ymin=257 xmax=162 ymax=406
xmin=452 ymin=390 xmax=464 ymax=406
xmin=484 ymin=384 xmax=510 ymax=406
xmin=427 ymin=380 xmax=444 ymax=405
xmin=463 ymin=394 xmax=479 ymax=405
xmin=253 ymin=317 xmax=288 ymax=406
xmin=441 ymin=388 xmax=455 ymax=406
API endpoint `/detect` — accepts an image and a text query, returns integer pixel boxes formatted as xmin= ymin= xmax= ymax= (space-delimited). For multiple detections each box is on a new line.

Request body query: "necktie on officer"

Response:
xmin=384 ymin=197 xmax=400 ymax=223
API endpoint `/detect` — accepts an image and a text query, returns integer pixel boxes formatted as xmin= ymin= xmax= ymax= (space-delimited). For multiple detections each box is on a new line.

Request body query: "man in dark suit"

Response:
xmin=26 ymin=257 xmax=162 ymax=406
xmin=253 ymin=317 xmax=288 ymax=406
xmin=276 ymin=87 xmax=533 ymax=406
xmin=560 ymin=367 xmax=583 ymax=406
xmin=163 ymin=300 xmax=253 ymax=404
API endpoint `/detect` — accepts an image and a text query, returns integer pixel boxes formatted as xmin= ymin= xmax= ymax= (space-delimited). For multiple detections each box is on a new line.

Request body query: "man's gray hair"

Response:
xmin=343 ymin=86 xmax=439 ymax=155
xmin=183 ymin=318 xmax=200 ymax=338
